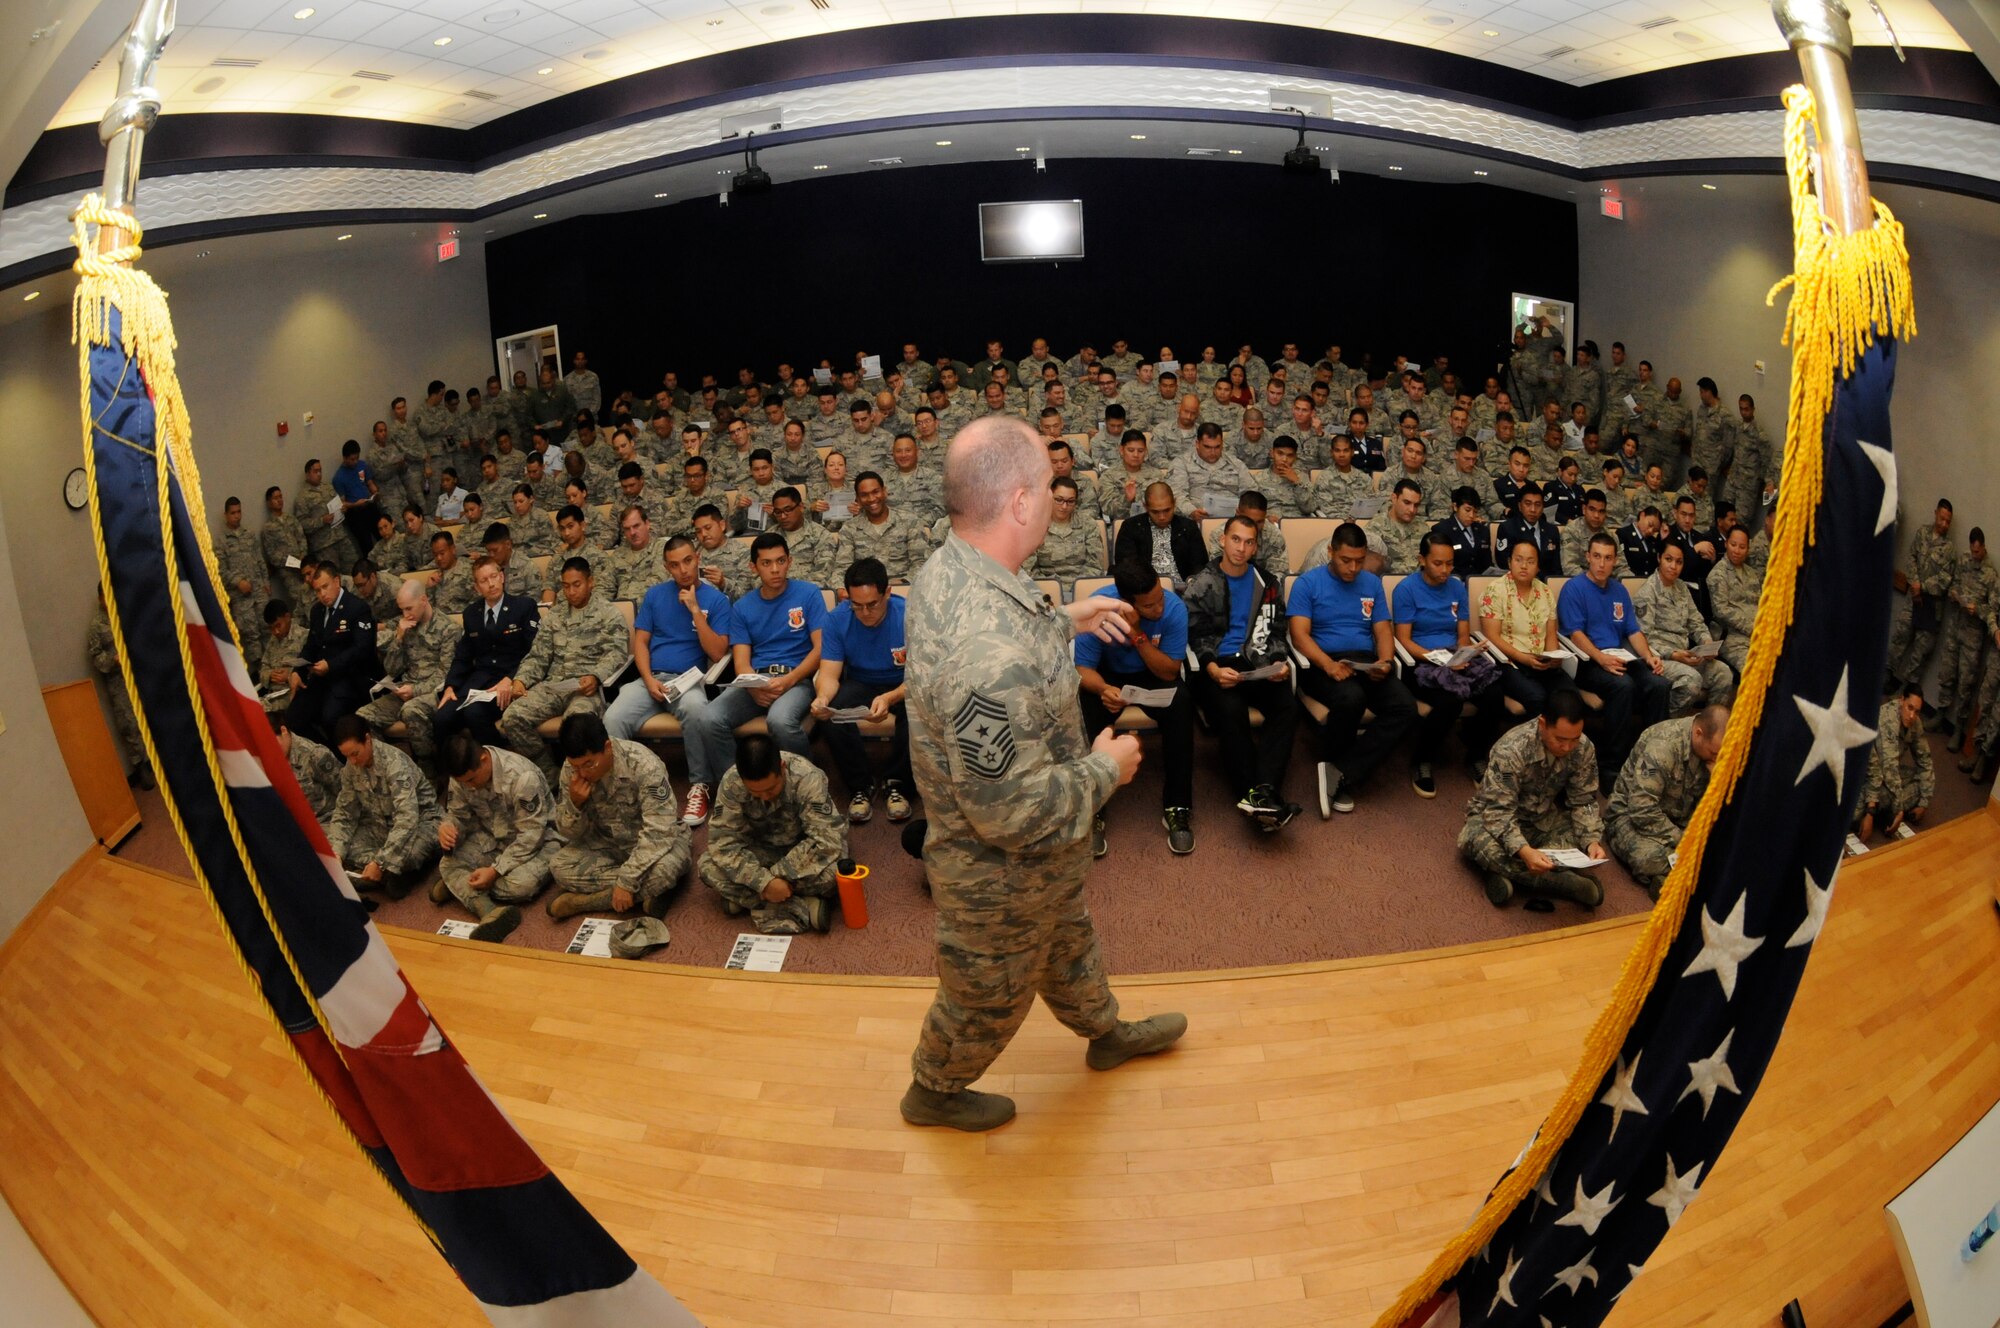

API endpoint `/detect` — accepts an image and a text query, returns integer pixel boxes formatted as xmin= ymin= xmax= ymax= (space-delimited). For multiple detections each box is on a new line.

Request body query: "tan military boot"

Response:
xmin=1086 ymin=1014 xmax=1189 ymax=1071
xmin=467 ymin=895 xmax=521 ymax=943
xmin=900 ymin=1082 xmax=1015 ymax=1132
xmin=1538 ymin=870 xmax=1604 ymax=908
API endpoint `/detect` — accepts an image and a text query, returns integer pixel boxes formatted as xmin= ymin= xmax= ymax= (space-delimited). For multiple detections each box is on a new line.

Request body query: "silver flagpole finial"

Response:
xmin=97 ymin=0 xmax=178 ymax=231
xmin=1771 ymin=0 xmax=1874 ymax=235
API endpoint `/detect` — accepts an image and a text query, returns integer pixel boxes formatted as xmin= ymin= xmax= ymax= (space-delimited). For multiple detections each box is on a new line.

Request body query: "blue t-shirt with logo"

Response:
xmin=730 ymin=578 xmax=827 ymax=671
xmin=633 ymin=579 xmax=735 ymax=675
xmin=1216 ymin=569 xmax=1257 ymax=656
xmin=1392 ymin=574 xmax=1469 ymax=651
xmin=1287 ymin=564 xmax=1384 ymax=656
xmin=1557 ymin=574 xmax=1642 ymax=650
xmin=1074 ymin=586 xmax=1188 ymax=676
xmin=821 ymin=595 xmax=908 ymax=684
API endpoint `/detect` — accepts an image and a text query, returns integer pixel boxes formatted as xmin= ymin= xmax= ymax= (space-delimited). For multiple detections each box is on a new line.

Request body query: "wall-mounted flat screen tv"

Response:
xmin=978 ymin=200 xmax=1085 ymax=263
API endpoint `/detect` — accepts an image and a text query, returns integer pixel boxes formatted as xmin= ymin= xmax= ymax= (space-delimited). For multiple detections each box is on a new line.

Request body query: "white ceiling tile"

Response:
xmin=590 ymin=12 xmax=676 ymax=38
xmin=360 ymin=11 xmax=447 ymax=47
xmin=200 ymin=0 xmax=292 ymax=28
xmin=300 ymin=1 xmax=407 ymax=41
xmin=560 ymin=0 xmax=648 ymax=22
xmin=430 ymin=34 xmax=519 ymax=65
xmin=1503 ymin=0 xmax=1588 ymax=20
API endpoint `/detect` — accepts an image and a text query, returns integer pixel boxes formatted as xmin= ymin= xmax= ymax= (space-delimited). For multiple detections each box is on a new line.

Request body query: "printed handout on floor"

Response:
xmin=566 ymin=918 xmax=616 ymax=958
xmin=725 ymin=934 xmax=792 ymax=972
xmin=436 ymin=920 xmax=478 ymax=939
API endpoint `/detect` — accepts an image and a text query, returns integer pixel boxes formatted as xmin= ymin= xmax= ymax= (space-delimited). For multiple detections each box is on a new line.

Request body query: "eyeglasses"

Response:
xmin=771 ymin=503 xmax=801 ymax=516
xmin=1052 ymin=496 xmax=1078 ymax=506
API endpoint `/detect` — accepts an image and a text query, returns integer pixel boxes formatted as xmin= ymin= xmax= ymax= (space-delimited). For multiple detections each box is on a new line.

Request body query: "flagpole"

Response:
xmin=93 ymin=0 xmax=177 ymax=260
xmin=1773 ymin=0 xmax=1874 ymax=236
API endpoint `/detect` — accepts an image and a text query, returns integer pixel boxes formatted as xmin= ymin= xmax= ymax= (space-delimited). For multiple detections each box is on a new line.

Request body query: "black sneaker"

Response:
xmin=1162 ymin=807 xmax=1194 ymax=855
xmin=1263 ymin=800 xmax=1302 ymax=831
xmin=1412 ymin=762 xmax=1437 ymax=798
xmin=1235 ymin=788 xmax=1274 ymax=818
xmin=1092 ymin=815 xmax=1108 ymax=858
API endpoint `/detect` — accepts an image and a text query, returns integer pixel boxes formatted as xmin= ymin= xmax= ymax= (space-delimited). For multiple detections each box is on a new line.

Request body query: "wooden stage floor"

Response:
xmin=1 ymin=810 xmax=1996 ymax=1327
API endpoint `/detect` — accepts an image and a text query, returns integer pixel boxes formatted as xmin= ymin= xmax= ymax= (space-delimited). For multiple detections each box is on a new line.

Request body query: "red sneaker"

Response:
xmin=681 ymin=783 xmax=711 ymax=826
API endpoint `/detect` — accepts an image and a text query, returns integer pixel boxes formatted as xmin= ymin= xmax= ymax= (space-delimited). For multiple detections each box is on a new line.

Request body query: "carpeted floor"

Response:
xmin=114 ymin=725 xmax=1991 ymax=977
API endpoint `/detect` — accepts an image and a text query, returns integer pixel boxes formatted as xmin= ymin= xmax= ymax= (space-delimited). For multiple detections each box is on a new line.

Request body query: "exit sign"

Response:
xmin=1600 ymin=196 xmax=1624 ymax=220
xmin=437 ymin=237 xmax=461 ymax=262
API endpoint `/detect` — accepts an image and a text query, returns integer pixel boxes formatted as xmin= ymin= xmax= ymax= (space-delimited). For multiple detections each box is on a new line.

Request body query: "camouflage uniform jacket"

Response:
xmin=555 ymin=739 xmax=687 ymax=887
xmin=611 ymin=541 xmax=669 ymax=603
xmin=445 ymin=746 xmax=561 ymax=876
xmin=1690 ymin=403 xmax=1734 ymax=482
xmin=288 ymin=734 xmax=342 ymax=821
xmin=1375 ymin=512 xmax=1430 ymax=575
xmin=542 ymin=541 xmax=615 ymax=601
xmin=295 ymin=479 xmax=349 ymax=558
xmin=1561 ymin=521 xmax=1630 ymax=578
xmin=705 ymin=754 xmax=849 ymax=881
xmin=1607 ymin=718 xmax=1710 ymax=845
xmin=843 ymin=511 xmax=933 ymax=581
xmin=221 ymin=527 xmax=268 ymax=600
xmin=326 ymin=740 xmax=442 ymax=872
xmin=1707 ymin=558 xmax=1763 ymax=639
xmin=516 ymin=596 xmax=626 ymax=690
xmin=507 ymin=508 xmax=560 ymax=559
xmin=780 ymin=520 xmax=845 ymax=591
xmin=1149 ymin=418 xmax=1202 ymax=465
xmin=905 ymin=533 xmax=1120 ymax=882
xmin=431 ymin=561 xmax=479 ymax=618
xmin=1903 ymin=527 xmax=1958 ymax=598
xmin=415 ymin=401 xmax=461 ymax=457
xmin=1953 ymin=556 xmax=2000 ymax=629
xmin=1316 ymin=469 xmax=1375 ymax=522
xmin=369 ymin=529 xmax=421 ymax=576
xmin=381 ymin=611 xmax=462 ymax=696
xmin=86 ymin=606 xmax=121 ymax=679
xmin=1632 ymin=574 xmax=1713 ymax=652
xmin=1029 ymin=520 xmax=1107 ymax=587
xmin=1865 ymin=701 xmax=1934 ymax=809
xmin=1164 ymin=452 xmax=1256 ymax=517
xmin=1463 ymin=720 xmax=1604 ymax=855
xmin=883 ymin=466 xmax=945 ymax=527
xmin=262 ymin=511 xmax=309 ymax=584
xmin=1260 ymin=468 xmax=1323 ymax=520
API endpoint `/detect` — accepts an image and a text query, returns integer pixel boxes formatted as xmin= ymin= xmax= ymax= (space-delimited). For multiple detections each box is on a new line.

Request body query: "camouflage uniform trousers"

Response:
xmin=497 ymin=683 xmax=606 ymax=779
xmin=910 ymin=842 xmax=1120 ymax=1095
xmin=1655 ymin=657 xmax=1736 ymax=715
xmin=1974 ymin=646 xmax=2000 ymax=750
xmin=439 ymin=831 xmax=556 ymax=910
xmin=1457 ymin=807 xmax=1591 ymax=883
xmin=1886 ymin=597 xmax=1941 ymax=685
xmin=1934 ymin=608 xmax=1987 ymax=730
xmin=549 ymin=840 xmax=688 ymax=911
xmin=701 ymin=844 xmax=840 ymax=934
xmin=1605 ymin=819 xmax=1674 ymax=896
xmin=103 ymin=678 xmax=144 ymax=767
xmin=356 ymin=692 xmax=442 ymax=774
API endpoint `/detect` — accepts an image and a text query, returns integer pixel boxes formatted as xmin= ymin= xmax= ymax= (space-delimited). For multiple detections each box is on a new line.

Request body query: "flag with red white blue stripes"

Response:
xmin=85 ymin=300 xmax=698 ymax=1326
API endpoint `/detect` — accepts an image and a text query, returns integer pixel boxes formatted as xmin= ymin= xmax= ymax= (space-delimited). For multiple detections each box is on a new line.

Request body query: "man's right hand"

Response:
xmin=438 ymin=822 xmax=459 ymax=850
xmin=1099 ymin=685 xmax=1127 ymax=714
xmin=761 ymin=878 xmax=793 ymax=904
xmin=568 ymin=774 xmax=593 ymax=806
xmin=1208 ymin=662 xmax=1243 ymax=688
xmin=1598 ymin=654 xmax=1627 ymax=676
xmin=1094 ymin=728 xmax=1143 ymax=786
xmin=1326 ymin=659 xmax=1354 ymax=682
xmin=679 ymin=587 xmax=699 ymax=613
xmin=645 ymin=675 xmax=669 ymax=703
xmin=396 ymin=684 xmax=414 ymax=701
xmin=1518 ymin=846 xmax=1555 ymax=874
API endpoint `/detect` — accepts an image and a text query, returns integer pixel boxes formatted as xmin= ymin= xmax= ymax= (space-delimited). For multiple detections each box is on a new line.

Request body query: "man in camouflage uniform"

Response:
xmin=769 ymin=487 xmax=843 ymax=590
xmin=1457 ymin=689 xmax=1607 ymax=909
xmin=1316 ymin=437 xmax=1375 ymax=521
xmin=296 ymin=457 xmax=357 ymax=570
xmin=1689 ymin=378 xmax=1733 ymax=491
xmin=1606 ymin=706 xmax=1728 ymax=899
xmin=1164 ymin=423 xmax=1255 ymax=521
xmin=367 ymin=511 xmax=418 ymax=579
xmin=844 ymin=473 xmax=933 ymax=581
xmin=434 ymin=732 xmax=559 ymax=943
xmin=506 ymin=486 xmax=559 ymax=560
xmin=1029 ymin=477 xmax=1107 ymax=600
xmin=326 ymin=714 xmax=443 ymax=899
xmin=1601 ymin=343 xmax=1638 ymax=428
xmin=1963 ymin=588 xmax=2000 ymax=783
xmin=1375 ymin=478 xmax=1432 ymax=575
xmin=1721 ymin=394 xmax=1778 ymax=529
xmin=1707 ymin=526 xmax=1764 ymax=677
xmin=219 ymin=495 xmax=269 ymax=648
xmin=87 ymin=587 xmax=150 ymax=786
xmin=610 ymin=506 xmax=669 ymax=603
xmin=1634 ymin=543 xmax=1734 ymax=712
xmin=1563 ymin=342 xmax=1604 ymax=428
xmin=691 ymin=509 xmax=752 ymax=599
xmin=883 ymin=435 xmax=945 ymax=528
xmin=365 ymin=418 xmax=412 ymax=519
xmin=270 ymin=712 xmax=340 ymax=821
xmin=1858 ymin=687 xmax=1932 ymax=842
xmin=1887 ymin=499 xmax=1958 ymax=689
xmin=700 ymin=737 xmax=848 ymax=935
xmin=427 ymin=532 xmax=480 ymax=617
xmin=357 ymin=577 xmax=460 ymax=778
xmin=498 ymin=558 xmax=627 ymax=778
xmin=261 ymin=484 xmax=310 ymax=607
xmin=524 ymin=368 xmax=577 ymax=447
xmin=900 ymin=416 xmax=1185 ymax=1134
xmin=564 ymin=351 xmax=602 ymax=418
xmin=1935 ymin=526 xmax=1997 ymax=743
xmin=253 ymin=598 xmax=311 ymax=712
xmin=1259 ymin=437 xmax=1322 ymax=519
xmin=548 ymin=712 xmax=690 ymax=919
xmin=350 ymin=560 xmax=399 ymax=625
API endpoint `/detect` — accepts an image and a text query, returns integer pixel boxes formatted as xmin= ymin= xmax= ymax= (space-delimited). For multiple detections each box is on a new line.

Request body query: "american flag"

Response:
xmin=1396 ymin=337 xmax=1901 ymax=1327
xmin=84 ymin=297 xmax=698 ymax=1325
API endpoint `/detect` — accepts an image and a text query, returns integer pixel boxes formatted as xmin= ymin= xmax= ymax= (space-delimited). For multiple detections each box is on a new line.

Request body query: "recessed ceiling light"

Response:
xmin=934 ymin=139 xmax=952 ymax=146
xmin=336 ymin=232 xmax=352 ymax=240
xmin=532 ymin=212 xmax=548 ymax=219
xmin=705 ymin=17 xmax=724 ymax=24
xmin=483 ymin=8 xmax=519 ymax=23
xmin=1424 ymin=14 xmax=1454 ymax=25
xmin=581 ymin=48 xmax=607 ymax=59
xmin=1014 ymin=146 xmax=1031 ymax=153
xmin=811 ymin=164 xmax=828 ymax=170
xmin=1388 ymin=164 xmax=1403 ymax=171
xmin=193 ymin=76 xmax=225 ymax=94
xmin=23 ymin=291 xmax=41 ymax=301
xmin=292 ymin=7 xmax=315 ymax=18
xmin=1472 ymin=169 xmax=1489 ymax=176
xmin=195 ymin=250 xmax=211 ymax=258
xmin=653 ymin=191 xmax=669 ymax=197
xmin=536 ymin=66 xmax=553 ymax=75
xmin=329 ymin=84 xmax=358 ymax=99
xmin=1129 ymin=134 xmax=1146 ymax=140
xmin=1225 ymin=148 xmax=1243 ymax=155
xmin=1482 ymin=29 xmax=1499 ymax=37
xmin=1672 ymin=30 xmax=1702 ymax=45
xmin=433 ymin=36 xmax=452 ymax=46
xmin=1701 ymin=183 xmax=1718 ymax=190
xmin=761 ymin=3 xmax=793 ymax=12
xmin=439 ymin=102 xmax=465 ymax=112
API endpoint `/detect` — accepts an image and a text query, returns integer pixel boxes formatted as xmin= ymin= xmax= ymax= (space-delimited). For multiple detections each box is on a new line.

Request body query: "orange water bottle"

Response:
xmin=836 ymin=858 xmax=870 ymax=929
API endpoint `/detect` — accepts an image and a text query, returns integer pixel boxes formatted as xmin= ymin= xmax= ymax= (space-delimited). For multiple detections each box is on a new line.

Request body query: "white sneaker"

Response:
xmin=848 ymin=790 xmax=874 ymax=824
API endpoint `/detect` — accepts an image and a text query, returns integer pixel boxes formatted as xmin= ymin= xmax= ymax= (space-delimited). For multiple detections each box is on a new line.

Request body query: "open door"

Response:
xmin=496 ymin=325 xmax=561 ymax=388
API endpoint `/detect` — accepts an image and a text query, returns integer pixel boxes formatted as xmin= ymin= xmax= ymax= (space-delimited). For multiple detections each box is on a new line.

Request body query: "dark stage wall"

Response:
xmin=485 ymin=156 xmax=1578 ymax=400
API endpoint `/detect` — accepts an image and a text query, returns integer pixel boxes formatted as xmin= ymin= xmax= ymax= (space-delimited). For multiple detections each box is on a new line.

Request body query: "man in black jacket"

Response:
xmin=289 ymin=562 xmax=382 ymax=745
xmin=1112 ymin=481 xmax=1206 ymax=591
xmin=1495 ymin=482 xmax=1562 ymax=580
xmin=1184 ymin=515 xmax=1300 ymax=830
xmin=435 ymin=556 xmax=540 ymax=747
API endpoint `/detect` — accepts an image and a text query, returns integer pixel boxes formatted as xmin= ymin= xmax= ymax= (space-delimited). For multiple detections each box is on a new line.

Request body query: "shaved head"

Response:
xmin=395 ymin=577 xmax=428 ymax=607
xmin=945 ymin=416 xmax=1051 ymax=529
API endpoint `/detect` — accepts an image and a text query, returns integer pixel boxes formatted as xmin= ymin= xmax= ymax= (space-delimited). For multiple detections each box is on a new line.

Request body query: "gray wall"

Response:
xmin=0 ymin=225 xmax=495 ymax=689
xmin=1578 ymin=173 xmax=2000 ymax=565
